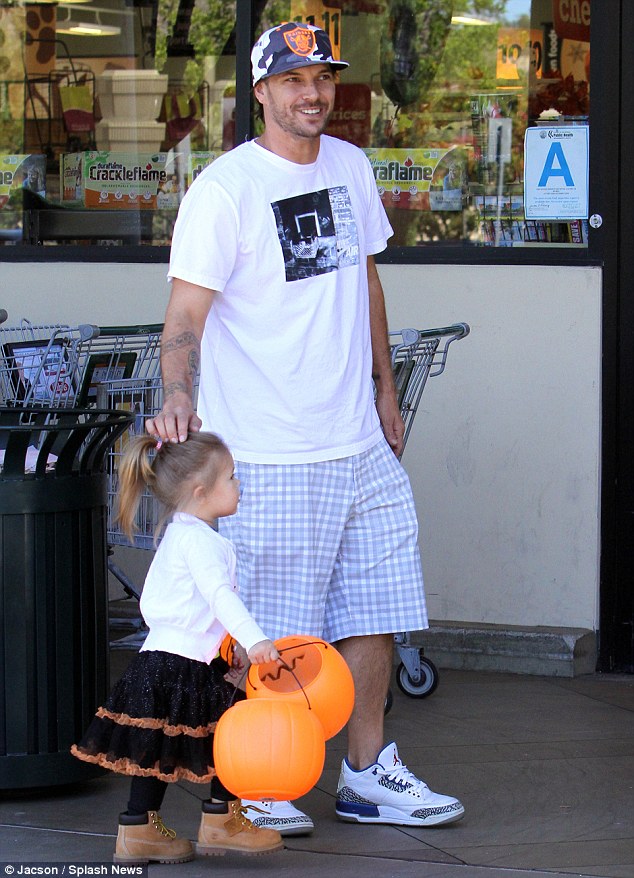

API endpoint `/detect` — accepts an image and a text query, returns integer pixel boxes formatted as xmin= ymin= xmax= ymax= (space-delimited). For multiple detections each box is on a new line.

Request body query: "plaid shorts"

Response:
xmin=218 ymin=439 xmax=428 ymax=643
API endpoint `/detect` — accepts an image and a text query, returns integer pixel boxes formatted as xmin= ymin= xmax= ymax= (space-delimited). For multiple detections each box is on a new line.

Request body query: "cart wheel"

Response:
xmin=384 ymin=687 xmax=394 ymax=715
xmin=396 ymin=654 xmax=439 ymax=698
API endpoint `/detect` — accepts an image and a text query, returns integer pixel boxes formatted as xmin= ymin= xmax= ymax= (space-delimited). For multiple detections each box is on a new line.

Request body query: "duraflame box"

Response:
xmin=0 ymin=154 xmax=46 ymax=208
xmin=60 ymin=151 xmax=180 ymax=209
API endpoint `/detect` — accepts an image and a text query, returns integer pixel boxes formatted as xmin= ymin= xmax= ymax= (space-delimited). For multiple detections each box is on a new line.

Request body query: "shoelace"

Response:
xmin=150 ymin=812 xmax=177 ymax=839
xmin=380 ymin=761 xmax=430 ymax=793
xmin=241 ymin=803 xmax=269 ymax=816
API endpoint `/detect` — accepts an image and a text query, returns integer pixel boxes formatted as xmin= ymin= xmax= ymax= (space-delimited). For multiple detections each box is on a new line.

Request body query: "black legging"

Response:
xmin=127 ymin=774 xmax=234 ymax=815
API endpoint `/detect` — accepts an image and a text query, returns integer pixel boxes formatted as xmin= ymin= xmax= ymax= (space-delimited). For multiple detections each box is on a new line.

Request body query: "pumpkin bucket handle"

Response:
xmin=244 ymin=649 xmax=315 ymax=710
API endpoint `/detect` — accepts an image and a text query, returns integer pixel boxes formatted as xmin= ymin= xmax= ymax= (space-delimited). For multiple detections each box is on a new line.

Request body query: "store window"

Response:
xmin=0 ymin=0 xmax=590 ymax=250
xmin=0 ymin=0 xmax=237 ymax=246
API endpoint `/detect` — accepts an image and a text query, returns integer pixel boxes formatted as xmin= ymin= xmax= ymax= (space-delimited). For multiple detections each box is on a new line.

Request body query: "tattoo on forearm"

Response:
xmin=164 ymin=381 xmax=189 ymax=399
xmin=162 ymin=331 xmax=198 ymax=354
xmin=188 ymin=349 xmax=199 ymax=376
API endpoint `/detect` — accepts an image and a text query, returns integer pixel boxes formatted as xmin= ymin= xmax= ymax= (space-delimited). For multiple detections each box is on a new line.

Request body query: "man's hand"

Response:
xmin=367 ymin=255 xmax=404 ymax=457
xmin=376 ymin=390 xmax=405 ymax=458
xmin=145 ymin=390 xmax=202 ymax=443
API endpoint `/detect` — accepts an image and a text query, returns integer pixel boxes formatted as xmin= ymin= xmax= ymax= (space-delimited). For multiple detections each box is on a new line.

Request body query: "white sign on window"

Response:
xmin=524 ymin=125 xmax=589 ymax=220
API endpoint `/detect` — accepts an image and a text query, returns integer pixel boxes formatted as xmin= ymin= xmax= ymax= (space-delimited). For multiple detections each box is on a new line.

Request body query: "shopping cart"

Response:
xmin=0 ymin=318 xmax=163 ymax=409
xmin=387 ymin=322 xmax=470 ymax=705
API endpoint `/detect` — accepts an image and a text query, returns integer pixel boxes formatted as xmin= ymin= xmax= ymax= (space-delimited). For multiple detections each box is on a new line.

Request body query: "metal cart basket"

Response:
xmin=0 ymin=318 xmax=163 ymax=409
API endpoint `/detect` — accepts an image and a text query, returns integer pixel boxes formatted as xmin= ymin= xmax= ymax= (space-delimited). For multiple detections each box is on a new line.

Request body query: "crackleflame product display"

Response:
xmin=60 ymin=151 xmax=180 ymax=209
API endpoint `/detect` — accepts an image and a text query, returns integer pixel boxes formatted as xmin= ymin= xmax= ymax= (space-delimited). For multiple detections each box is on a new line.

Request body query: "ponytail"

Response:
xmin=115 ymin=434 xmax=160 ymax=543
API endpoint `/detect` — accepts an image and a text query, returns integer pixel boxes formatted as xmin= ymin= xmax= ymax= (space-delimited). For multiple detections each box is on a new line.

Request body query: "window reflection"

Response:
xmin=259 ymin=0 xmax=590 ymax=249
xmin=0 ymin=0 xmax=236 ymax=245
xmin=0 ymin=0 xmax=590 ymax=249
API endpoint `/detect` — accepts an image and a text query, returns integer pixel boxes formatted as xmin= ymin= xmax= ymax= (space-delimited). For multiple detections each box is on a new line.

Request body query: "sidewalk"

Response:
xmin=1 ymin=660 xmax=633 ymax=877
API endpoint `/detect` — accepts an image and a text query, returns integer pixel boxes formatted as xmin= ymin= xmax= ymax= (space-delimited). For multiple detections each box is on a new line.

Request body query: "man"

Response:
xmin=147 ymin=21 xmax=464 ymax=835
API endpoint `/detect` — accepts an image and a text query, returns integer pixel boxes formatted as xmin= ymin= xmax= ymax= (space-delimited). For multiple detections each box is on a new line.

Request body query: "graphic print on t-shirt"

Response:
xmin=271 ymin=186 xmax=359 ymax=282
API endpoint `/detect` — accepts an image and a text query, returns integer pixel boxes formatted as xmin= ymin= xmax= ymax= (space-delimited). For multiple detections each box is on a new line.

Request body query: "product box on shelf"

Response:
xmin=60 ymin=151 xmax=180 ymax=209
xmin=0 ymin=154 xmax=46 ymax=208
xmin=185 ymin=151 xmax=223 ymax=189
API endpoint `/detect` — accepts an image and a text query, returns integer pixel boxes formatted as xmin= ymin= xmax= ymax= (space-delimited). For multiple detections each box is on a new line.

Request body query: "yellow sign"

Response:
xmin=364 ymin=147 xmax=467 ymax=212
xmin=497 ymin=28 xmax=543 ymax=81
xmin=0 ymin=154 xmax=46 ymax=208
xmin=289 ymin=1 xmax=341 ymax=59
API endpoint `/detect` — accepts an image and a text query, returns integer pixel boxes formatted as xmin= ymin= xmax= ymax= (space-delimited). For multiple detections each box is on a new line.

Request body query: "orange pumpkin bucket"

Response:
xmin=246 ymin=635 xmax=355 ymax=740
xmin=213 ymin=698 xmax=325 ymax=801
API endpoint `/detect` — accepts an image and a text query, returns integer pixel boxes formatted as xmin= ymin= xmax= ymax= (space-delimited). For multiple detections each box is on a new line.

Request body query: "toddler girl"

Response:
xmin=72 ymin=431 xmax=283 ymax=863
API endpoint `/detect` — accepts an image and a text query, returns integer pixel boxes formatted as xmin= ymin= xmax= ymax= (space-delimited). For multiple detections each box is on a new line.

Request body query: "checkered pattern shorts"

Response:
xmin=218 ymin=439 xmax=428 ymax=643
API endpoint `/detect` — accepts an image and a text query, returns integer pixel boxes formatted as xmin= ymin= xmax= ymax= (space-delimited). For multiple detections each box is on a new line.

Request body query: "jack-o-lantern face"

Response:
xmin=247 ymin=635 xmax=355 ymax=740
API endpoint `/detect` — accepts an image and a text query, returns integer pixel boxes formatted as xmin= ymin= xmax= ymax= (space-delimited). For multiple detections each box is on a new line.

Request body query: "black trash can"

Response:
xmin=0 ymin=406 xmax=133 ymax=789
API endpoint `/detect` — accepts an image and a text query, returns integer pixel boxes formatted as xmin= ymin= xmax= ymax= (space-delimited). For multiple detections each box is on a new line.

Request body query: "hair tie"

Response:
xmin=155 ymin=439 xmax=163 ymax=451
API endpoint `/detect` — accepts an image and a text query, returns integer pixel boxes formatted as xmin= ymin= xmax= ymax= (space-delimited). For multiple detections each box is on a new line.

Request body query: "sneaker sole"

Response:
xmin=250 ymin=821 xmax=314 ymax=837
xmin=335 ymin=802 xmax=465 ymax=827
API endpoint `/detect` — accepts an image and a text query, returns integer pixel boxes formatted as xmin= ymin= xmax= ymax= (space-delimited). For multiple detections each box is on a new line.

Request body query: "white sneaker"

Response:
xmin=240 ymin=800 xmax=314 ymax=836
xmin=335 ymin=742 xmax=465 ymax=827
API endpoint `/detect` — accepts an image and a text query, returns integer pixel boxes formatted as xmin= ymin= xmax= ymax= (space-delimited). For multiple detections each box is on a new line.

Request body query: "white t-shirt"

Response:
xmin=140 ymin=512 xmax=268 ymax=664
xmin=169 ymin=135 xmax=393 ymax=464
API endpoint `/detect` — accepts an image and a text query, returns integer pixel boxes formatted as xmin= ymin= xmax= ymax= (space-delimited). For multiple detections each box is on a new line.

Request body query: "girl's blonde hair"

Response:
xmin=116 ymin=431 xmax=231 ymax=543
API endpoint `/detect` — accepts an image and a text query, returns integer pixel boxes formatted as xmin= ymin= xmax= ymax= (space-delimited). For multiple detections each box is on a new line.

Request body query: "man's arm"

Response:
xmin=145 ymin=278 xmax=216 ymax=443
xmin=368 ymin=255 xmax=405 ymax=457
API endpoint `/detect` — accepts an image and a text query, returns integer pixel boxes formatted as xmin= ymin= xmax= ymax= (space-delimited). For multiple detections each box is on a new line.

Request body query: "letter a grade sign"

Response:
xmin=524 ymin=125 xmax=589 ymax=220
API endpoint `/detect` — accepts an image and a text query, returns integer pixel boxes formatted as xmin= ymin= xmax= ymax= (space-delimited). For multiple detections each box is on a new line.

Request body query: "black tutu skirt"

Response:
xmin=71 ymin=650 xmax=239 ymax=784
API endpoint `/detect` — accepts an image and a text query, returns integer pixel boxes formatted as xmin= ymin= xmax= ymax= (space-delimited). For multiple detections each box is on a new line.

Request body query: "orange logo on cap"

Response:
xmin=283 ymin=26 xmax=316 ymax=57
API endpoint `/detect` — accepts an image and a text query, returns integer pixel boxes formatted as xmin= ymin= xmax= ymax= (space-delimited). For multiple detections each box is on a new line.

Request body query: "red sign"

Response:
xmin=553 ymin=0 xmax=590 ymax=43
xmin=326 ymin=83 xmax=371 ymax=147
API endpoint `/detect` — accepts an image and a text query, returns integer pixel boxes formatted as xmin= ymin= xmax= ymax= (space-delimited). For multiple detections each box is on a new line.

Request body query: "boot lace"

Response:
xmin=226 ymin=801 xmax=256 ymax=832
xmin=150 ymin=812 xmax=177 ymax=839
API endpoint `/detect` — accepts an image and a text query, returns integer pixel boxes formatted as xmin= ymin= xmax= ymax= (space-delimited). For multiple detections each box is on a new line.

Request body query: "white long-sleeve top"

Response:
xmin=140 ymin=512 xmax=268 ymax=664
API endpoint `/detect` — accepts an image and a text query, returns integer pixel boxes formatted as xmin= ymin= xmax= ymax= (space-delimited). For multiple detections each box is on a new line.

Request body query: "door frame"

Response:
xmin=598 ymin=2 xmax=633 ymax=671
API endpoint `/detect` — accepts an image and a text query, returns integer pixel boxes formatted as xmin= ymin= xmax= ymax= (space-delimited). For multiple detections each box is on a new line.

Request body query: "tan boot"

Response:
xmin=196 ymin=800 xmax=284 ymax=856
xmin=114 ymin=811 xmax=195 ymax=864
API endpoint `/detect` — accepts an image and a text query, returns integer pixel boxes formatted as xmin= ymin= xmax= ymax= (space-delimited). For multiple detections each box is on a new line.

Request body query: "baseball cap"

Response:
xmin=251 ymin=21 xmax=349 ymax=85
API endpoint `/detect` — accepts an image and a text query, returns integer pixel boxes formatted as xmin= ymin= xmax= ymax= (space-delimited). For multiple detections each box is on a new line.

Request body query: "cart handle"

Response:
xmin=96 ymin=324 xmax=164 ymax=336
xmin=389 ymin=322 xmax=470 ymax=379
xmin=75 ymin=323 xmax=164 ymax=343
